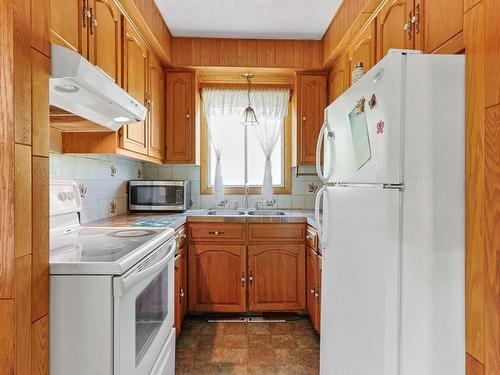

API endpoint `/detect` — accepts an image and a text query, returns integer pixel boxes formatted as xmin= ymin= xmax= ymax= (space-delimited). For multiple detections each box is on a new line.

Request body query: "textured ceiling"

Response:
xmin=154 ymin=0 xmax=342 ymax=40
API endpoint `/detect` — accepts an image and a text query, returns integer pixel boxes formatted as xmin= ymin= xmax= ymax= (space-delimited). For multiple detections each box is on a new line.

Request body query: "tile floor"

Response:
xmin=175 ymin=317 xmax=320 ymax=375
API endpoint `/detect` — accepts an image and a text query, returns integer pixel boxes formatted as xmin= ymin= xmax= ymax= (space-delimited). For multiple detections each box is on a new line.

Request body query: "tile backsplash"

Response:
xmin=49 ymin=153 xmax=321 ymax=224
xmin=142 ymin=163 xmax=321 ymax=210
xmin=50 ymin=153 xmax=143 ymax=224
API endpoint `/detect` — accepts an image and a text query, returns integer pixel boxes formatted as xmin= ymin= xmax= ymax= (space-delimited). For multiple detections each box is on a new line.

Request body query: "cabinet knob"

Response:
xmin=306 ymin=234 xmax=312 ymax=241
xmin=314 ymin=292 xmax=319 ymax=298
xmin=310 ymin=288 xmax=315 ymax=294
xmin=302 ymin=116 xmax=307 ymax=121
xmin=241 ymin=272 xmax=246 ymax=285
xmin=186 ymin=114 xmax=190 ymax=119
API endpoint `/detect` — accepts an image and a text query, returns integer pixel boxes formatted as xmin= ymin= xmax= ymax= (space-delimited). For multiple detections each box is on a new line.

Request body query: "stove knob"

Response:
xmin=67 ymin=192 xmax=75 ymax=200
xmin=58 ymin=192 xmax=68 ymax=201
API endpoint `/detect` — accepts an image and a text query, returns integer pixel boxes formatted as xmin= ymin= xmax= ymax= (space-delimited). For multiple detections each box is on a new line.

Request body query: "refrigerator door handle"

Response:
xmin=315 ymin=185 xmax=328 ymax=251
xmin=316 ymin=119 xmax=334 ymax=183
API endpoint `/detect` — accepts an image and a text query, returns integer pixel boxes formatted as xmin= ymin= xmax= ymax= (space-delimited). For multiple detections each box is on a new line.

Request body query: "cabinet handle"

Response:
xmin=306 ymin=234 xmax=313 ymax=241
xmin=179 ymin=288 xmax=185 ymax=299
xmin=82 ymin=0 xmax=88 ymax=28
xmin=186 ymin=114 xmax=190 ymax=119
xmin=248 ymin=272 xmax=254 ymax=285
xmin=241 ymin=272 xmax=246 ymax=286
xmin=208 ymin=231 xmax=224 ymax=236
xmin=302 ymin=116 xmax=307 ymax=121
xmin=89 ymin=8 xmax=96 ymax=35
xmin=310 ymin=288 xmax=315 ymax=294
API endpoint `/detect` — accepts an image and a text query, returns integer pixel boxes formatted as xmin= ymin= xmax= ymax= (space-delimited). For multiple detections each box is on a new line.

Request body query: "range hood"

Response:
xmin=49 ymin=44 xmax=147 ymax=131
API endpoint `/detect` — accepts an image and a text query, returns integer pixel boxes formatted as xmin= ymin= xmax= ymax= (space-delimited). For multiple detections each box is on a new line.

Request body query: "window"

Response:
xmin=201 ymin=87 xmax=291 ymax=196
xmin=207 ymin=114 xmax=284 ymax=187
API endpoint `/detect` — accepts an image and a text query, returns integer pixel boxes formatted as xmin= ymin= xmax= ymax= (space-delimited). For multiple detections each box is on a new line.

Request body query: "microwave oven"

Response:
xmin=128 ymin=180 xmax=192 ymax=211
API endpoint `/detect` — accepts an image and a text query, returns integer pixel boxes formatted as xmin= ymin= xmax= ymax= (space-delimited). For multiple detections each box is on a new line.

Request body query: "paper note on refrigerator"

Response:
xmin=348 ymin=107 xmax=372 ymax=170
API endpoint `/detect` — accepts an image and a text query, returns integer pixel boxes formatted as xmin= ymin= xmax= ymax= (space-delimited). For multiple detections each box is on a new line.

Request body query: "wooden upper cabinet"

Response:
xmin=376 ymin=0 xmax=415 ymax=61
xmin=348 ymin=20 xmax=376 ymax=86
xmin=188 ymin=244 xmax=247 ymax=313
xmin=297 ymin=73 xmax=327 ymax=165
xmin=166 ymin=71 xmax=196 ymax=164
xmin=121 ymin=18 xmax=149 ymax=155
xmin=329 ymin=53 xmax=348 ymax=103
xmin=248 ymin=244 xmax=306 ymax=311
xmin=88 ymin=0 xmax=121 ymax=84
xmin=148 ymin=54 xmax=165 ymax=160
xmin=49 ymin=0 xmax=87 ymax=55
xmin=423 ymin=0 xmax=463 ymax=53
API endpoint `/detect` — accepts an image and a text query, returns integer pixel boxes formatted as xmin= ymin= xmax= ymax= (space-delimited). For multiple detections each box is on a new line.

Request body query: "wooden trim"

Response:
xmin=200 ymin=98 xmax=292 ymax=196
xmin=466 ymin=353 xmax=484 ymax=375
xmin=199 ymin=82 xmax=293 ymax=91
xmin=430 ymin=31 xmax=465 ymax=55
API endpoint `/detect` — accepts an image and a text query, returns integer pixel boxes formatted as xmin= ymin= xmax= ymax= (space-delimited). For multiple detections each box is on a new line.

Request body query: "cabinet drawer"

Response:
xmin=306 ymin=226 xmax=318 ymax=250
xmin=188 ymin=223 xmax=246 ymax=242
xmin=248 ymin=224 xmax=305 ymax=242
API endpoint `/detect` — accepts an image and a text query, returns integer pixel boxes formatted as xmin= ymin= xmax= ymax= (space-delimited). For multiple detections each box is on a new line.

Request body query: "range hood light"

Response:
xmin=55 ymin=84 xmax=79 ymax=93
xmin=113 ymin=116 xmax=131 ymax=123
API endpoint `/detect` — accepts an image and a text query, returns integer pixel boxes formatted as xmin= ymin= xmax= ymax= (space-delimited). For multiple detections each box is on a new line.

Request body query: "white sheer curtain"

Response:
xmin=202 ymin=88 xmax=289 ymax=203
xmin=252 ymin=90 xmax=289 ymax=202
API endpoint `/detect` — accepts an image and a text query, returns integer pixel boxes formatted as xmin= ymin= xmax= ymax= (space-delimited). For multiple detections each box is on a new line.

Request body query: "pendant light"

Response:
xmin=240 ymin=73 xmax=259 ymax=126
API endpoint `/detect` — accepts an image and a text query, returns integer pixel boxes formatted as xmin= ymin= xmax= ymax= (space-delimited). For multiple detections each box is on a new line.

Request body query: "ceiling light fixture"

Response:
xmin=240 ymin=73 xmax=259 ymax=126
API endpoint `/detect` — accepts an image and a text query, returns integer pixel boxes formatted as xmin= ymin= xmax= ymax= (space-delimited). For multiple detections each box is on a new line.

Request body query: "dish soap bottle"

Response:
xmin=352 ymin=62 xmax=365 ymax=84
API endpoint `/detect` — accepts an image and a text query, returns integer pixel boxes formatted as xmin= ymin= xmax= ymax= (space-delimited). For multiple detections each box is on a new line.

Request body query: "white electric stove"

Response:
xmin=50 ymin=180 xmax=176 ymax=375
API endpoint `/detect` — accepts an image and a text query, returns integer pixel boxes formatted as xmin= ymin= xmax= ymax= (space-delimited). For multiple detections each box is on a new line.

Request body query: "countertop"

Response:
xmin=89 ymin=209 xmax=318 ymax=231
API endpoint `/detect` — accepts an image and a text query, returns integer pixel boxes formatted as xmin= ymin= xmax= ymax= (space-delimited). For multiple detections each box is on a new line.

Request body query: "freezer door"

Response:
xmin=321 ymin=50 xmax=409 ymax=185
xmin=320 ymin=186 xmax=401 ymax=375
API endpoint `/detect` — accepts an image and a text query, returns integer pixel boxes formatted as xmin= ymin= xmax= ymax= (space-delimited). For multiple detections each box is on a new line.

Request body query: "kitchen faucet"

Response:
xmin=244 ymin=183 xmax=250 ymax=209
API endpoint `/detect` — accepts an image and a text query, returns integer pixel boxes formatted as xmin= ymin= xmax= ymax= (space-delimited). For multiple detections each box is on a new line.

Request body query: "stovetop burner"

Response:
xmin=106 ymin=229 xmax=157 ymax=238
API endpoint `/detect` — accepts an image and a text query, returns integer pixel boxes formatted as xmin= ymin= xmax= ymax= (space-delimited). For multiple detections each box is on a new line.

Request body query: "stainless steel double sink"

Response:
xmin=205 ymin=209 xmax=286 ymax=216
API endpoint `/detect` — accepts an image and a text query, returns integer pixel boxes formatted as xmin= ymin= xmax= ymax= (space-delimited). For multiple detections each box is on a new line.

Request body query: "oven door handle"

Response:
xmin=116 ymin=239 xmax=177 ymax=295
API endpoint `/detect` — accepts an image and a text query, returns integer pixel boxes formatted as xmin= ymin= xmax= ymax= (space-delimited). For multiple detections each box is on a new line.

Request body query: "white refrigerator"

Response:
xmin=315 ymin=50 xmax=465 ymax=375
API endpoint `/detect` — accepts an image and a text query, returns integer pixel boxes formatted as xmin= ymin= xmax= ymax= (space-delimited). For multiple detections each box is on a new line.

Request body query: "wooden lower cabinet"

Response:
xmin=307 ymin=246 xmax=322 ymax=334
xmin=174 ymin=244 xmax=187 ymax=337
xmin=248 ymin=244 xmax=306 ymax=311
xmin=188 ymin=244 xmax=247 ymax=313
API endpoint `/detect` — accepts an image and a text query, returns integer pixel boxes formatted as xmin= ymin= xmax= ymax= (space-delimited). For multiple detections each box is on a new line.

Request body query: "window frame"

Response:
xmin=200 ymin=91 xmax=292 ymax=196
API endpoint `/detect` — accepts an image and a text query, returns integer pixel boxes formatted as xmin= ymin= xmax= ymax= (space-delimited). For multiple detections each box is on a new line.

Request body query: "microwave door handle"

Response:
xmin=120 ymin=240 xmax=176 ymax=292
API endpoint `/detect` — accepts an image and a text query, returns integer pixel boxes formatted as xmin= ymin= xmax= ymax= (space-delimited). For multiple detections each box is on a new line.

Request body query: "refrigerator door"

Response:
xmin=320 ymin=185 xmax=401 ymax=375
xmin=319 ymin=50 xmax=418 ymax=185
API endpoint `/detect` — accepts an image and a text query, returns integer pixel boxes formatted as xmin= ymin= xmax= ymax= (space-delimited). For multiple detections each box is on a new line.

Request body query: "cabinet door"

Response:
xmin=329 ymin=53 xmax=348 ymax=103
xmin=148 ymin=55 xmax=165 ymax=161
xmin=423 ymin=0 xmax=463 ymax=53
xmin=174 ymin=245 xmax=187 ymax=337
xmin=166 ymin=71 xmax=195 ymax=164
xmin=348 ymin=21 xmax=376 ymax=86
xmin=306 ymin=246 xmax=317 ymax=326
xmin=297 ymin=74 xmax=327 ymax=165
xmin=49 ymin=0 xmax=87 ymax=56
xmin=314 ymin=253 xmax=322 ymax=334
xmin=121 ymin=19 xmax=148 ymax=155
xmin=188 ymin=244 xmax=247 ymax=313
xmin=248 ymin=244 xmax=306 ymax=311
xmin=376 ymin=0 xmax=415 ymax=61
xmin=88 ymin=0 xmax=121 ymax=84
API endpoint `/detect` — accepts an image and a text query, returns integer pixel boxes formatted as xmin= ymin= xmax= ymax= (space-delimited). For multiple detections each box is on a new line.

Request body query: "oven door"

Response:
xmin=113 ymin=238 xmax=176 ymax=375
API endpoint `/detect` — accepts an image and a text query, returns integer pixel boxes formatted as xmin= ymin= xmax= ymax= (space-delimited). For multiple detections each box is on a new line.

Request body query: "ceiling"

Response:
xmin=154 ymin=0 xmax=342 ymax=40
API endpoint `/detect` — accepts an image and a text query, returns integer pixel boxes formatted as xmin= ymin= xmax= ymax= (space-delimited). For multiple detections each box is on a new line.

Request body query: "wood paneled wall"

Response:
xmin=171 ymin=37 xmax=323 ymax=70
xmin=464 ymin=0 xmax=499 ymax=374
xmin=1 ymin=0 xmax=50 ymax=373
